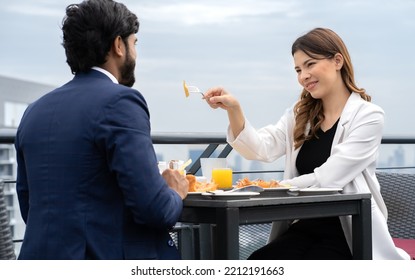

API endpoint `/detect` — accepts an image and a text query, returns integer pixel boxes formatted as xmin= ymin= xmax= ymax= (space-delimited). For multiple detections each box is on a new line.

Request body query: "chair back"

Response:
xmin=376 ymin=172 xmax=415 ymax=239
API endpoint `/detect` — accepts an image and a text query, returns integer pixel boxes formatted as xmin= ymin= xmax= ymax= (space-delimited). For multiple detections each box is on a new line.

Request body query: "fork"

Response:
xmin=207 ymin=185 xmax=264 ymax=194
xmin=183 ymin=80 xmax=204 ymax=98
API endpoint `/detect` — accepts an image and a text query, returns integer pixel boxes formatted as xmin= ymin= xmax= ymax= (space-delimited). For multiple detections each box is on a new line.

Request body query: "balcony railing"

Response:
xmin=2 ymin=128 xmax=415 ymax=174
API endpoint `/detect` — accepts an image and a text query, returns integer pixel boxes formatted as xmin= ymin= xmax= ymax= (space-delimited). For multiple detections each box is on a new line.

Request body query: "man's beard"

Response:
xmin=119 ymin=47 xmax=136 ymax=87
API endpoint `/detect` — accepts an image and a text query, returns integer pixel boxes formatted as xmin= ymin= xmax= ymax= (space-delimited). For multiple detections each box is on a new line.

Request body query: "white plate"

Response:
xmin=289 ymin=188 xmax=343 ymax=195
xmin=187 ymin=187 xmax=235 ymax=196
xmin=263 ymin=186 xmax=293 ymax=192
xmin=201 ymin=191 xmax=260 ymax=200
xmin=187 ymin=191 xmax=204 ymax=195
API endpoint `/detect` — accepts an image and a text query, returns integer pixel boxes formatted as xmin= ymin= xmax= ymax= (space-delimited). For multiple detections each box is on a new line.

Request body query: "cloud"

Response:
xmin=4 ymin=1 xmax=64 ymax=18
xmin=133 ymin=0 xmax=300 ymax=25
xmin=3 ymin=0 xmax=301 ymax=24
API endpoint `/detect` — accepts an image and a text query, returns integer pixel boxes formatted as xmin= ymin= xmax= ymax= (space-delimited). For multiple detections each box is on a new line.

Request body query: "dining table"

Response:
xmin=179 ymin=190 xmax=372 ymax=260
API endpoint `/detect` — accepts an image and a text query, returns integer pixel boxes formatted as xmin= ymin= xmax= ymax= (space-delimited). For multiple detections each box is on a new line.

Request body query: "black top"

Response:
xmin=296 ymin=119 xmax=340 ymax=175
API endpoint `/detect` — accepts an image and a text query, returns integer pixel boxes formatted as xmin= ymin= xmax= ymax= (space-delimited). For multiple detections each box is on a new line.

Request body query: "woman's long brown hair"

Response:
xmin=292 ymin=28 xmax=371 ymax=149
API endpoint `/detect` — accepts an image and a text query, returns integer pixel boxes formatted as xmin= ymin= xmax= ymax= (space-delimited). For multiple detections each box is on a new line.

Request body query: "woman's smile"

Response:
xmin=305 ymin=81 xmax=318 ymax=91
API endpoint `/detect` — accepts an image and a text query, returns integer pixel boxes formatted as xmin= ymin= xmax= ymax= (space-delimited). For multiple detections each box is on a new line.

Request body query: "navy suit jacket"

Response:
xmin=15 ymin=70 xmax=183 ymax=259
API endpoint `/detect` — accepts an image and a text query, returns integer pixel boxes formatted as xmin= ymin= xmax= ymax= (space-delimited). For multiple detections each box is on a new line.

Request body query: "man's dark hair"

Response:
xmin=61 ymin=0 xmax=139 ymax=74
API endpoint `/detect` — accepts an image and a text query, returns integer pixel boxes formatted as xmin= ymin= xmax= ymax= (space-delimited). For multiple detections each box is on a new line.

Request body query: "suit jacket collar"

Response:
xmin=91 ymin=66 xmax=118 ymax=84
xmin=74 ymin=69 xmax=114 ymax=83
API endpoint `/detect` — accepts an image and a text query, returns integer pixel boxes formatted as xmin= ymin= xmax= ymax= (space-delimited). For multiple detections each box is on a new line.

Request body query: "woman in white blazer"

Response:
xmin=204 ymin=28 xmax=409 ymax=260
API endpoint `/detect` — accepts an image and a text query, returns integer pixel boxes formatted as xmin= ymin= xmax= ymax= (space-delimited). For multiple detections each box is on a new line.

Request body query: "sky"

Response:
xmin=1 ymin=0 xmax=415 ymax=136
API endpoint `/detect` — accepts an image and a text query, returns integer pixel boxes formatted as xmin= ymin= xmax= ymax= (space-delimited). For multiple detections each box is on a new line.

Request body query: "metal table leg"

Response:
xmin=214 ymin=207 xmax=239 ymax=259
xmin=352 ymin=197 xmax=372 ymax=259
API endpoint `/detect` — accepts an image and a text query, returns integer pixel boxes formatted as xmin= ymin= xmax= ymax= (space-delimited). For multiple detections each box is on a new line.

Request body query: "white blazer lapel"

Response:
xmin=289 ymin=146 xmax=300 ymax=177
xmin=332 ymin=120 xmax=345 ymax=148
xmin=331 ymin=92 xmax=361 ymax=149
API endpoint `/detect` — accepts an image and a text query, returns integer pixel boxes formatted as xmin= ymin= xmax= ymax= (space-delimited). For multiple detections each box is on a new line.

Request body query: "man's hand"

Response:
xmin=162 ymin=169 xmax=189 ymax=199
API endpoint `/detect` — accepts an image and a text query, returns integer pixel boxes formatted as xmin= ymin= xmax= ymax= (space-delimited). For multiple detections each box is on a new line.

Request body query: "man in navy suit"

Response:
xmin=14 ymin=0 xmax=189 ymax=259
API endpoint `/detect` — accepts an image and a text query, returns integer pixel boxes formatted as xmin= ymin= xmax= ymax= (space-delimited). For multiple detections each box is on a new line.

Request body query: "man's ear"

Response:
xmin=112 ymin=36 xmax=124 ymax=57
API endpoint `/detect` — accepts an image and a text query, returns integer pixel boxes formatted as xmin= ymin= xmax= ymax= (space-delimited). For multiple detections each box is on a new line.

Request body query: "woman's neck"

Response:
xmin=320 ymin=85 xmax=350 ymax=131
xmin=322 ymin=85 xmax=350 ymax=116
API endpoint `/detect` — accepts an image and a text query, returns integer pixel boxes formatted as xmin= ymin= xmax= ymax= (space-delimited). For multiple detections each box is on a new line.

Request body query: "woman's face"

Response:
xmin=293 ymin=50 xmax=341 ymax=100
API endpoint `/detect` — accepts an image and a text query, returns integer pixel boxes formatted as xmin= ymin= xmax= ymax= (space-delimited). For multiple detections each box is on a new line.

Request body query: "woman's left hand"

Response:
xmin=280 ymin=173 xmax=318 ymax=188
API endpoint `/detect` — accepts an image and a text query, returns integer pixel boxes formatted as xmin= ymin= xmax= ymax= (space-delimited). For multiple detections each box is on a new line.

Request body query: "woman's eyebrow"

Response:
xmin=295 ymin=58 xmax=314 ymax=70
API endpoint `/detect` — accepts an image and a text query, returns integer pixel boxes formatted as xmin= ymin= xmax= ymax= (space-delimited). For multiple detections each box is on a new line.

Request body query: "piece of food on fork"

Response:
xmin=183 ymin=80 xmax=204 ymax=98
xmin=183 ymin=80 xmax=190 ymax=97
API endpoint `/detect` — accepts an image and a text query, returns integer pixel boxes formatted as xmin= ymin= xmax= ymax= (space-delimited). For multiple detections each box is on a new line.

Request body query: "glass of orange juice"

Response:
xmin=212 ymin=168 xmax=233 ymax=190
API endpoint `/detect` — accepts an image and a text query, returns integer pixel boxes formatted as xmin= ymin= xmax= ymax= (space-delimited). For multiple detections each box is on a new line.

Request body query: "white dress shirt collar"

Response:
xmin=91 ymin=66 xmax=119 ymax=84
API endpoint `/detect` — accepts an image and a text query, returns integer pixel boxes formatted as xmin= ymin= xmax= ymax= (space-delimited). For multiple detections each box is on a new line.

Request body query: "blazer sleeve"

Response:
xmin=15 ymin=109 xmax=31 ymax=223
xmin=14 ymin=105 xmax=32 ymax=223
xmin=96 ymin=87 xmax=183 ymax=229
xmin=227 ymin=106 xmax=294 ymax=162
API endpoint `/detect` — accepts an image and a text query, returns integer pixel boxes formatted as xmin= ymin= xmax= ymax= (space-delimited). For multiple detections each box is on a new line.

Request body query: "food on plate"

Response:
xmin=186 ymin=174 xmax=196 ymax=191
xmin=193 ymin=182 xmax=218 ymax=192
xmin=236 ymin=177 xmax=283 ymax=188
xmin=186 ymin=174 xmax=218 ymax=192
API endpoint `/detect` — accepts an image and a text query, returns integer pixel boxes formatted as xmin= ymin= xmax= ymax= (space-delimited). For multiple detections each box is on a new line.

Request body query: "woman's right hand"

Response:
xmin=204 ymin=86 xmax=246 ymax=138
xmin=204 ymin=87 xmax=240 ymax=111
